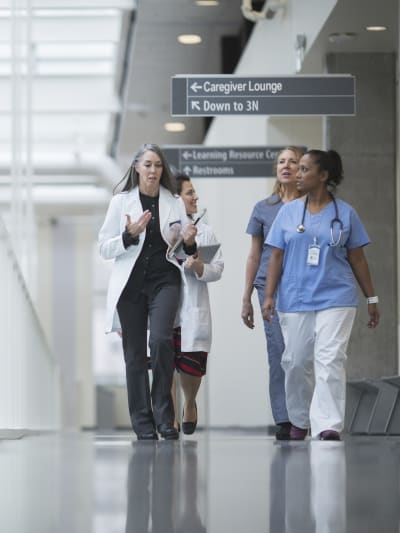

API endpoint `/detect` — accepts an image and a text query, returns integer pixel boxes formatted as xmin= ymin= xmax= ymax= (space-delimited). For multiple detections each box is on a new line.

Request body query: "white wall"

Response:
xmin=36 ymin=214 xmax=97 ymax=429
xmin=0 ymin=216 xmax=60 ymax=430
xmin=202 ymin=0 xmax=336 ymax=427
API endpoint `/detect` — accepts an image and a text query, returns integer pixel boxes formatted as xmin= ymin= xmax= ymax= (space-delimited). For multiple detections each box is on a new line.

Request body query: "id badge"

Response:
xmin=307 ymin=244 xmax=320 ymax=266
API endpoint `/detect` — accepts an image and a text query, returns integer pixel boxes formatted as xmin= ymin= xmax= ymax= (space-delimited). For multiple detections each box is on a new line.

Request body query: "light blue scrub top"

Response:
xmin=266 ymin=197 xmax=370 ymax=312
xmin=246 ymin=194 xmax=283 ymax=288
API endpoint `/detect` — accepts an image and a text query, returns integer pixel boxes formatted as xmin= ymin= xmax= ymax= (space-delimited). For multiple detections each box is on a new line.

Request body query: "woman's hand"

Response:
xmin=262 ymin=296 xmax=275 ymax=322
xmin=367 ymin=303 xmax=380 ymax=329
xmin=241 ymin=300 xmax=255 ymax=329
xmin=125 ymin=211 xmax=152 ymax=237
xmin=181 ymin=222 xmax=197 ymax=246
xmin=348 ymin=247 xmax=379 ymax=330
xmin=184 ymin=254 xmax=204 ymax=277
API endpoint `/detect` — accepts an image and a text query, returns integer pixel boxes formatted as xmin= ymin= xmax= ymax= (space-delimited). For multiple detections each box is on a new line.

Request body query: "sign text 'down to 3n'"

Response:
xmin=171 ymin=75 xmax=356 ymax=116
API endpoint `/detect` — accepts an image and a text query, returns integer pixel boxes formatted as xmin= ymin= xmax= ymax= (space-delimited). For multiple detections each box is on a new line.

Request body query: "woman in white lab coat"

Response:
xmin=98 ymin=144 xmax=197 ymax=441
xmin=172 ymin=173 xmax=224 ymax=434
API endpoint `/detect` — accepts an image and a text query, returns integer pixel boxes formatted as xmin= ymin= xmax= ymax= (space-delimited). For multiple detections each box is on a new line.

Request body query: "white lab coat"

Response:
xmin=98 ymin=186 xmax=187 ymax=333
xmin=179 ymin=219 xmax=224 ymax=352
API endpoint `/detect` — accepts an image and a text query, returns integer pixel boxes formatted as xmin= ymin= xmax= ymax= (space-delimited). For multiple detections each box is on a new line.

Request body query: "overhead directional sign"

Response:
xmin=163 ymin=145 xmax=304 ymax=178
xmin=171 ymin=75 xmax=355 ymax=116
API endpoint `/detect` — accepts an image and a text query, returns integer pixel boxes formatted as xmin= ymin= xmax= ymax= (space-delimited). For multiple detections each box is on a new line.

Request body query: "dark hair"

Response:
xmin=268 ymin=146 xmax=305 ymax=204
xmin=305 ymin=149 xmax=343 ymax=190
xmin=113 ymin=143 xmax=176 ymax=195
xmin=173 ymin=171 xmax=191 ymax=195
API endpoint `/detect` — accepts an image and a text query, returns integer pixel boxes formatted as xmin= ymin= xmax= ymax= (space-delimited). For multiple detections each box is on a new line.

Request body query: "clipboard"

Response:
xmin=197 ymin=243 xmax=221 ymax=264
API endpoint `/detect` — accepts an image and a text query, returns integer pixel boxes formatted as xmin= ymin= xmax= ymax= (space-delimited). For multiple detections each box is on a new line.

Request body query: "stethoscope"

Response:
xmin=296 ymin=193 xmax=343 ymax=247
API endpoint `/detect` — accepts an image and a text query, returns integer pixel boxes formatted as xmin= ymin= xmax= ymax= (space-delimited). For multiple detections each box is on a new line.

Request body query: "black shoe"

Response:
xmin=182 ymin=403 xmax=197 ymax=435
xmin=157 ymin=424 xmax=179 ymax=440
xmin=275 ymin=422 xmax=292 ymax=441
xmin=137 ymin=430 xmax=158 ymax=441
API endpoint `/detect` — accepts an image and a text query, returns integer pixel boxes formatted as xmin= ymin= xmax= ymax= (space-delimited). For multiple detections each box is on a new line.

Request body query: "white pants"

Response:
xmin=279 ymin=307 xmax=356 ymax=437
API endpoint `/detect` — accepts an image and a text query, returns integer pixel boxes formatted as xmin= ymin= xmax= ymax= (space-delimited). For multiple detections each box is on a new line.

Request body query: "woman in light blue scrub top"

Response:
xmin=262 ymin=149 xmax=379 ymax=442
xmin=241 ymin=146 xmax=304 ymax=440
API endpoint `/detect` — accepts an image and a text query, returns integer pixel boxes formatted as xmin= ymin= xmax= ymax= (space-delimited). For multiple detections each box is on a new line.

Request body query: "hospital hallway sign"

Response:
xmin=162 ymin=145 xmax=306 ymax=178
xmin=171 ymin=75 xmax=355 ymax=116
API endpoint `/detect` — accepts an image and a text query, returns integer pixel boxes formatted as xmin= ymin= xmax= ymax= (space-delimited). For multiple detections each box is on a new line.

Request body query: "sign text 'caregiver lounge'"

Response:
xmin=171 ymin=75 xmax=356 ymax=116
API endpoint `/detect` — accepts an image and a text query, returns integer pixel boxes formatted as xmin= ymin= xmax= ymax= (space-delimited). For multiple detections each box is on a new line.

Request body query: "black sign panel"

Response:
xmin=171 ymin=75 xmax=356 ymax=116
xmin=163 ymin=145 xmax=305 ymax=178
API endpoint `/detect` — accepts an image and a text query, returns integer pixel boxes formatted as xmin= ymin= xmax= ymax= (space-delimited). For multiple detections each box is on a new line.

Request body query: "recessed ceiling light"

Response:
xmin=366 ymin=25 xmax=388 ymax=31
xmin=177 ymin=34 xmax=202 ymax=45
xmin=195 ymin=1 xmax=219 ymax=5
xmin=164 ymin=122 xmax=186 ymax=133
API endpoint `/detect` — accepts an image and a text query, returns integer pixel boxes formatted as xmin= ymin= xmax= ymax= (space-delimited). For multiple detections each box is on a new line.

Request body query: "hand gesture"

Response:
xmin=125 ymin=211 xmax=152 ymax=238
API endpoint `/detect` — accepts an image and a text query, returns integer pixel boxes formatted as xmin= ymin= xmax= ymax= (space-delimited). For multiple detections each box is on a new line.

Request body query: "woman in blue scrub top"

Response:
xmin=262 ymin=149 xmax=379 ymax=441
xmin=241 ymin=146 xmax=304 ymax=440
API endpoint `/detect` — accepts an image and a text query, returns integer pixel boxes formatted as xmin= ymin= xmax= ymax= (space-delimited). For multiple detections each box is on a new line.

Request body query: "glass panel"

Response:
xmin=36 ymin=60 xmax=114 ymax=76
xmin=2 ymin=2 xmax=133 ymax=385
xmin=36 ymin=42 xmax=116 ymax=59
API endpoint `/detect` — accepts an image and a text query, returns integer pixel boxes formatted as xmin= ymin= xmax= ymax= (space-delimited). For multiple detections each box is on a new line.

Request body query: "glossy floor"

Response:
xmin=1 ymin=429 xmax=400 ymax=532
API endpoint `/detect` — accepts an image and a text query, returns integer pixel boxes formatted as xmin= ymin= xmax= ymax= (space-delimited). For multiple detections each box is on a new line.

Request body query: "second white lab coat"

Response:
xmin=179 ymin=219 xmax=224 ymax=352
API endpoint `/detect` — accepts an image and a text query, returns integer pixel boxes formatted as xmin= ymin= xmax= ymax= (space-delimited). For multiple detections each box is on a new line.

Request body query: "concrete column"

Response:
xmin=326 ymin=52 xmax=397 ymax=378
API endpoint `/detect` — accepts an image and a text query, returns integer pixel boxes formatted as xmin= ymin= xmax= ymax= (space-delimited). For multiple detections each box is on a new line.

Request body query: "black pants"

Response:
xmin=117 ymin=280 xmax=181 ymax=435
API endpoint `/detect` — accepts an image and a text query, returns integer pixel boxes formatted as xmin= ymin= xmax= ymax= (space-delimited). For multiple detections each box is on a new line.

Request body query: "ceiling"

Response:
xmin=0 ymin=0 xmax=399 ymax=202
xmin=303 ymin=0 xmax=398 ymax=72
xmin=115 ymin=0 xmax=399 ymax=169
xmin=0 ymin=0 xmax=134 ymax=195
xmin=115 ymin=0 xmax=246 ymax=169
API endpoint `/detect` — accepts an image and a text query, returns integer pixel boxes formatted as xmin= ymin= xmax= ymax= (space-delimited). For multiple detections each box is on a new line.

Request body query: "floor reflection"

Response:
xmin=1 ymin=431 xmax=400 ymax=533
xmin=345 ymin=440 xmax=400 ymax=533
xmin=310 ymin=442 xmax=346 ymax=533
xmin=176 ymin=441 xmax=207 ymax=533
xmin=270 ymin=444 xmax=314 ymax=533
xmin=126 ymin=441 xmax=206 ymax=533
xmin=269 ymin=441 xmax=346 ymax=533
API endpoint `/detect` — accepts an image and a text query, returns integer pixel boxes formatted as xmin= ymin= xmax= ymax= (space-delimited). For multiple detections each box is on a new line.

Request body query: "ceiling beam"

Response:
xmin=0 ymin=1 xmax=136 ymax=8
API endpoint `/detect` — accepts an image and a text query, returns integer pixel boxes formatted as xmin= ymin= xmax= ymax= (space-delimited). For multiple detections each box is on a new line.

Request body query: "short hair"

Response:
xmin=173 ymin=171 xmax=191 ymax=195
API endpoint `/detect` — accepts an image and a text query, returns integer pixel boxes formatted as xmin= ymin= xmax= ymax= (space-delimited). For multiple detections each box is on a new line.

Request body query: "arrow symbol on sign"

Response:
xmin=190 ymin=82 xmax=202 ymax=93
xmin=191 ymin=101 xmax=200 ymax=111
xmin=182 ymin=150 xmax=191 ymax=160
xmin=183 ymin=166 xmax=192 ymax=174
